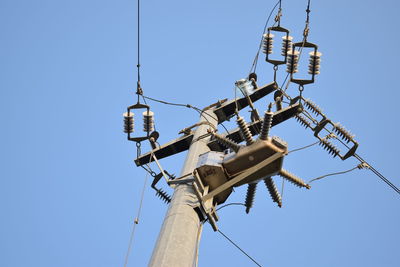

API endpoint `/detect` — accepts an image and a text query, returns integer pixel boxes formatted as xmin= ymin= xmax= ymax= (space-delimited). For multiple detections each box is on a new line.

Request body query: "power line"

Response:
xmin=216 ymin=202 xmax=246 ymax=211
xmin=123 ymin=171 xmax=149 ymax=267
xmin=249 ymin=0 xmax=281 ymax=74
xmin=308 ymin=165 xmax=361 ymax=184
xmin=288 ymin=140 xmax=320 ymax=154
xmin=218 ymin=229 xmax=263 ymax=267
xmin=142 ymin=95 xmax=231 ymax=134
xmin=354 ymin=154 xmax=400 ymax=195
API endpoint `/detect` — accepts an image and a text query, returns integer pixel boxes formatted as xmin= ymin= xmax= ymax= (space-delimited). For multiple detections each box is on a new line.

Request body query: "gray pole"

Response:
xmin=149 ymin=108 xmax=217 ymax=267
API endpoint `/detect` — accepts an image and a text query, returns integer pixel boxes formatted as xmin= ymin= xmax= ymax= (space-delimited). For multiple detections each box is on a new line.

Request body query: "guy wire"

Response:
xmin=123 ymin=171 xmax=149 ymax=267
xmin=218 ymin=229 xmax=263 ymax=267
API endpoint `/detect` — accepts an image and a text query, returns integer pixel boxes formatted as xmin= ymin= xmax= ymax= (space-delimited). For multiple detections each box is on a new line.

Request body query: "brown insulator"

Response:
xmin=212 ymin=132 xmax=241 ymax=153
xmin=319 ymin=139 xmax=341 ymax=158
xmin=259 ymin=110 xmax=274 ymax=140
xmin=304 ymin=99 xmax=324 ymax=116
xmin=155 ymin=189 xmax=172 ymax=204
xmin=295 ymin=114 xmax=312 ymax=129
xmin=236 ymin=115 xmax=254 ymax=145
xmin=264 ymin=177 xmax=282 ymax=207
xmin=279 ymin=169 xmax=310 ymax=189
xmin=333 ymin=123 xmax=354 ymax=143
xmin=123 ymin=112 xmax=134 ymax=133
xmin=245 ymin=183 xmax=257 ymax=214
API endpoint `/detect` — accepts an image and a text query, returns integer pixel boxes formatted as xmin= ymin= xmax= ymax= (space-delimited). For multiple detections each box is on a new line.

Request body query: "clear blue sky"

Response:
xmin=1 ymin=0 xmax=399 ymax=266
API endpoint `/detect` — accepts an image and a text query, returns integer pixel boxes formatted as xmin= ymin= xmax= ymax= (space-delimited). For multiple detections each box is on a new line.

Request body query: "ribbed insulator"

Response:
xmin=259 ymin=111 xmax=274 ymax=140
xmin=264 ymin=177 xmax=282 ymax=207
xmin=333 ymin=124 xmax=354 ymax=143
xmin=155 ymin=189 xmax=172 ymax=203
xmin=308 ymin=51 xmax=322 ymax=75
xmin=143 ymin=110 xmax=154 ymax=133
xmin=279 ymin=169 xmax=311 ymax=189
xmin=262 ymin=33 xmax=274 ymax=54
xmin=286 ymin=50 xmax=299 ymax=73
xmin=236 ymin=115 xmax=254 ymax=145
xmin=245 ymin=183 xmax=257 ymax=214
xmin=319 ymin=139 xmax=341 ymax=158
xmin=123 ymin=112 xmax=134 ymax=133
xmin=281 ymin=35 xmax=293 ymax=56
xmin=212 ymin=132 xmax=241 ymax=153
xmin=295 ymin=114 xmax=312 ymax=129
xmin=304 ymin=99 xmax=324 ymax=116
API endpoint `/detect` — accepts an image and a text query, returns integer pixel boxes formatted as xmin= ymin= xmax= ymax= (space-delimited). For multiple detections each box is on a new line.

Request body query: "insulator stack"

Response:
xmin=333 ymin=124 xmax=354 ymax=143
xmin=286 ymin=50 xmax=299 ymax=73
xmin=304 ymin=99 xmax=323 ymax=116
xmin=262 ymin=33 xmax=274 ymax=54
xmin=295 ymin=114 xmax=312 ymax=129
xmin=264 ymin=177 xmax=282 ymax=207
xmin=308 ymin=51 xmax=322 ymax=75
xmin=123 ymin=112 xmax=134 ymax=133
xmin=319 ymin=139 xmax=341 ymax=158
xmin=281 ymin=35 xmax=293 ymax=56
xmin=279 ymin=169 xmax=311 ymax=189
xmin=155 ymin=189 xmax=172 ymax=203
xmin=236 ymin=115 xmax=254 ymax=145
xmin=245 ymin=183 xmax=257 ymax=214
xmin=212 ymin=132 xmax=241 ymax=153
xmin=143 ymin=110 xmax=154 ymax=133
xmin=259 ymin=110 xmax=274 ymax=140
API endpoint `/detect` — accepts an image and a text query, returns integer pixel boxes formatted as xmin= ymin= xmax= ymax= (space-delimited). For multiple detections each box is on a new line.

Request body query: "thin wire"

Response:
xmin=308 ymin=166 xmax=359 ymax=184
xmin=193 ymin=223 xmax=203 ymax=267
xmin=280 ymin=177 xmax=285 ymax=205
xmin=218 ymin=229 xmax=263 ymax=267
xmin=142 ymin=95 xmax=230 ymax=135
xmin=137 ymin=0 xmax=140 ymax=83
xmin=123 ymin=171 xmax=149 ymax=267
xmin=216 ymin=202 xmax=246 ymax=211
xmin=354 ymin=154 xmax=400 ymax=195
xmin=249 ymin=0 xmax=280 ymax=74
xmin=288 ymin=140 xmax=320 ymax=154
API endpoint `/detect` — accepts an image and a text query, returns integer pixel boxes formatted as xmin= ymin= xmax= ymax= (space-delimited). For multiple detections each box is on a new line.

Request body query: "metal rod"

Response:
xmin=149 ymin=109 xmax=218 ymax=267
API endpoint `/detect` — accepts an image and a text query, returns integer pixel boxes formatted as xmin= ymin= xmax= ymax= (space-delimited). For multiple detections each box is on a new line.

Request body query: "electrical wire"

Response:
xmin=193 ymin=223 xmax=203 ymax=267
xmin=288 ymin=140 xmax=320 ymax=154
xmin=249 ymin=0 xmax=281 ymax=74
xmin=123 ymin=171 xmax=149 ymax=267
xmin=142 ymin=94 xmax=231 ymax=135
xmin=136 ymin=0 xmax=140 ymax=83
xmin=218 ymin=229 xmax=263 ymax=267
xmin=216 ymin=202 xmax=246 ymax=211
xmin=308 ymin=165 xmax=361 ymax=184
xmin=354 ymin=154 xmax=400 ymax=195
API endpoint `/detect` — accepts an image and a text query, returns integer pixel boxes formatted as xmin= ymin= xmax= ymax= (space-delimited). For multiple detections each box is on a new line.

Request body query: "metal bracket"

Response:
xmin=202 ymin=152 xmax=284 ymax=202
xmin=192 ymin=170 xmax=219 ymax=231
xmin=126 ymin=103 xmax=151 ymax=142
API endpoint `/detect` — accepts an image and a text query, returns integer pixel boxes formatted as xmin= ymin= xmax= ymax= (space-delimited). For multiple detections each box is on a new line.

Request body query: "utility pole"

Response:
xmin=148 ymin=108 xmax=217 ymax=267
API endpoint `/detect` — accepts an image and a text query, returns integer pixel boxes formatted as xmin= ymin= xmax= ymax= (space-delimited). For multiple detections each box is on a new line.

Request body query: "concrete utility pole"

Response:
xmin=148 ymin=108 xmax=217 ymax=267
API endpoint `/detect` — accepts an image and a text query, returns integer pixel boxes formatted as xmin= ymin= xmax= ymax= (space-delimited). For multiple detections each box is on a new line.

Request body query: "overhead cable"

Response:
xmin=218 ymin=229 xmax=263 ymax=267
